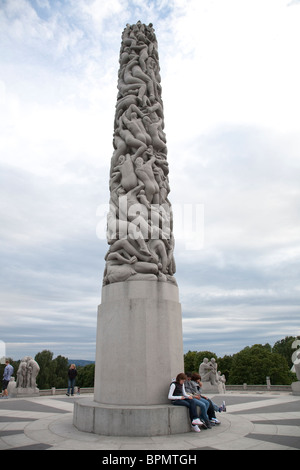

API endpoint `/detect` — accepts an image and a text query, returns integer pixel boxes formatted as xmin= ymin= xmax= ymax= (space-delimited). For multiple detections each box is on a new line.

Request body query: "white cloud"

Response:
xmin=162 ymin=0 xmax=300 ymax=134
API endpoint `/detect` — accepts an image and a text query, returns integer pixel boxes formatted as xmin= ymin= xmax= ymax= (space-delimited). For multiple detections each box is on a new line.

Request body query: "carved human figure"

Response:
xmin=142 ymin=115 xmax=166 ymax=154
xmin=104 ymin=258 xmax=158 ymax=284
xmin=291 ymin=339 xmax=300 ymax=381
xmin=121 ymin=110 xmax=151 ymax=147
xmin=106 ymin=207 xmax=150 ymax=256
xmin=293 ymin=350 xmax=300 ymax=381
xmin=118 ymin=115 xmax=148 ymax=160
xmin=111 ymin=154 xmax=138 ymax=192
xmin=27 ymin=358 xmax=40 ymax=389
xmin=209 ymin=358 xmax=218 ymax=385
xmin=217 ymin=370 xmax=226 ymax=393
xmin=17 ymin=361 xmax=27 ymax=388
xmin=134 ymin=155 xmax=159 ymax=204
xmin=199 ymin=358 xmax=213 ymax=382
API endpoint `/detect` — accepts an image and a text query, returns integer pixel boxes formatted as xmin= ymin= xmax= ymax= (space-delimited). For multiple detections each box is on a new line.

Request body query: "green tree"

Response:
xmin=273 ymin=336 xmax=300 ymax=369
xmin=77 ymin=364 xmax=95 ymax=387
xmin=217 ymin=355 xmax=233 ymax=382
xmin=228 ymin=344 xmax=294 ymax=385
xmin=52 ymin=355 xmax=69 ymax=388
xmin=184 ymin=351 xmax=198 ymax=372
xmin=35 ymin=350 xmax=55 ymax=389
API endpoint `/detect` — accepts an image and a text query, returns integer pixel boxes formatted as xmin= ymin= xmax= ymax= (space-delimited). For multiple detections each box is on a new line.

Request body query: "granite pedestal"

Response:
xmin=73 ymin=280 xmax=187 ymax=436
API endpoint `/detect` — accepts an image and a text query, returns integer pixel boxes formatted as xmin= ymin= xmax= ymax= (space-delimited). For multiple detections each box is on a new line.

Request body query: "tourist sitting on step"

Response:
xmin=168 ymin=373 xmax=204 ymax=433
xmin=190 ymin=373 xmax=226 ymax=425
xmin=184 ymin=373 xmax=212 ymax=429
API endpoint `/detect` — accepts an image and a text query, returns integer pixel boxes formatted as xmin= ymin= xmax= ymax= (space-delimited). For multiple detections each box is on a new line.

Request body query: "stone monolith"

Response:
xmin=74 ymin=21 xmax=187 ymax=436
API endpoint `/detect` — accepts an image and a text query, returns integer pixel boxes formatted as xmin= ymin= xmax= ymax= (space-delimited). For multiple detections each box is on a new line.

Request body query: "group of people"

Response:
xmin=1 ymin=360 xmax=78 ymax=398
xmin=168 ymin=372 xmax=226 ymax=432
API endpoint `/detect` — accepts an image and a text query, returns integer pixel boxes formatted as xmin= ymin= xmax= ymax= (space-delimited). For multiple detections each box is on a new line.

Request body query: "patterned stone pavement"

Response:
xmin=0 ymin=392 xmax=299 ymax=451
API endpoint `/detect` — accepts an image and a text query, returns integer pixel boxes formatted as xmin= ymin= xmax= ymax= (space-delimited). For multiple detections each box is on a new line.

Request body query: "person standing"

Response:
xmin=1 ymin=360 xmax=14 ymax=398
xmin=66 ymin=364 xmax=77 ymax=396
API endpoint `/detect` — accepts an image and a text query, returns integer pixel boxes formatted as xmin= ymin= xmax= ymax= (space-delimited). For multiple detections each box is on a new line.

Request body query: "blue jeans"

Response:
xmin=172 ymin=398 xmax=200 ymax=423
xmin=67 ymin=378 xmax=76 ymax=395
xmin=192 ymin=397 xmax=210 ymax=422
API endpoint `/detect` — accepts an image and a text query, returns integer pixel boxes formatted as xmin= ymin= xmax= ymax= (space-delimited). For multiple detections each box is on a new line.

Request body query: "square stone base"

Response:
xmin=94 ymin=281 xmax=184 ymax=406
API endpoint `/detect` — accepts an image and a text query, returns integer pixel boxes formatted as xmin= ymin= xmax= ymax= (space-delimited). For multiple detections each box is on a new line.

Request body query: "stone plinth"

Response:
xmin=73 ymin=400 xmax=191 ymax=437
xmin=14 ymin=387 xmax=39 ymax=398
xmin=93 ymin=280 xmax=184 ymax=406
xmin=291 ymin=381 xmax=300 ymax=396
xmin=201 ymin=382 xmax=220 ymax=394
xmin=73 ymin=280 xmax=187 ymax=436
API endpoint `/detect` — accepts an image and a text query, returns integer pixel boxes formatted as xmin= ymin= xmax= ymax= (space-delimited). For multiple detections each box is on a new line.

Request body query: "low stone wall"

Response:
xmin=39 ymin=387 xmax=94 ymax=396
xmin=226 ymin=384 xmax=292 ymax=392
xmin=37 ymin=384 xmax=292 ymax=397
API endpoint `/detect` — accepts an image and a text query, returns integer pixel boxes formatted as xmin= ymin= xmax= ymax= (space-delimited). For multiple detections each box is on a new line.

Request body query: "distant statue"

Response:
xmin=16 ymin=356 xmax=40 ymax=393
xmin=199 ymin=357 xmax=219 ymax=385
xmin=294 ymin=351 xmax=300 ymax=381
xmin=199 ymin=357 xmax=226 ymax=393
xmin=291 ymin=341 xmax=300 ymax=381
xmin=291 ymin=339 xmax=300 ymax=380
xmin=199 ymin=358 xmax=213 ymax=383
xmin=291 ymin=339 xmax=300 ymax=396
xmin=217 ymin=370 xmax=226 ymax=393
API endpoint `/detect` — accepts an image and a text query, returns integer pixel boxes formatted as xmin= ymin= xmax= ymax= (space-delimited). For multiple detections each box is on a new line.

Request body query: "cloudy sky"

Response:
xmin=1 ymin=0 xmax=300 ymax=361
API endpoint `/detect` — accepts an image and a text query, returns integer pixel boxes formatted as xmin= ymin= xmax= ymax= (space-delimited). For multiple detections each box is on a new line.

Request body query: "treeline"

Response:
xmin=184 ymin=336 xmax=299 ymax=385
xmin=1 ymin=336 xmax=298 ymax=389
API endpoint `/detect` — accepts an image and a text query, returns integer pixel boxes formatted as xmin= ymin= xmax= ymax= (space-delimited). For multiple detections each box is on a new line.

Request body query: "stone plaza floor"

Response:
xmin=0 ymin=391 xmax=299 ymax=451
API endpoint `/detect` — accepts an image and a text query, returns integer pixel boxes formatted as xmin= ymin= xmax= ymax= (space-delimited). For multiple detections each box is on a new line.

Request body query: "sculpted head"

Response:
xmin=135 ymin=157 xmax=143 ymax=167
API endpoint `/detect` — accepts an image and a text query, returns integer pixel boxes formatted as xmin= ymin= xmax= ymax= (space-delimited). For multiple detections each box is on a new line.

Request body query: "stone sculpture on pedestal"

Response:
xmin=16 ymin=356 xmax=40 ymax=397
xmin=199 ymin=357 xmax=226 ymax=393
xmin=291 ymin=339 xmax=300 ymax=396
xmin=74 ymin=21 xmax=187 ymax=437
